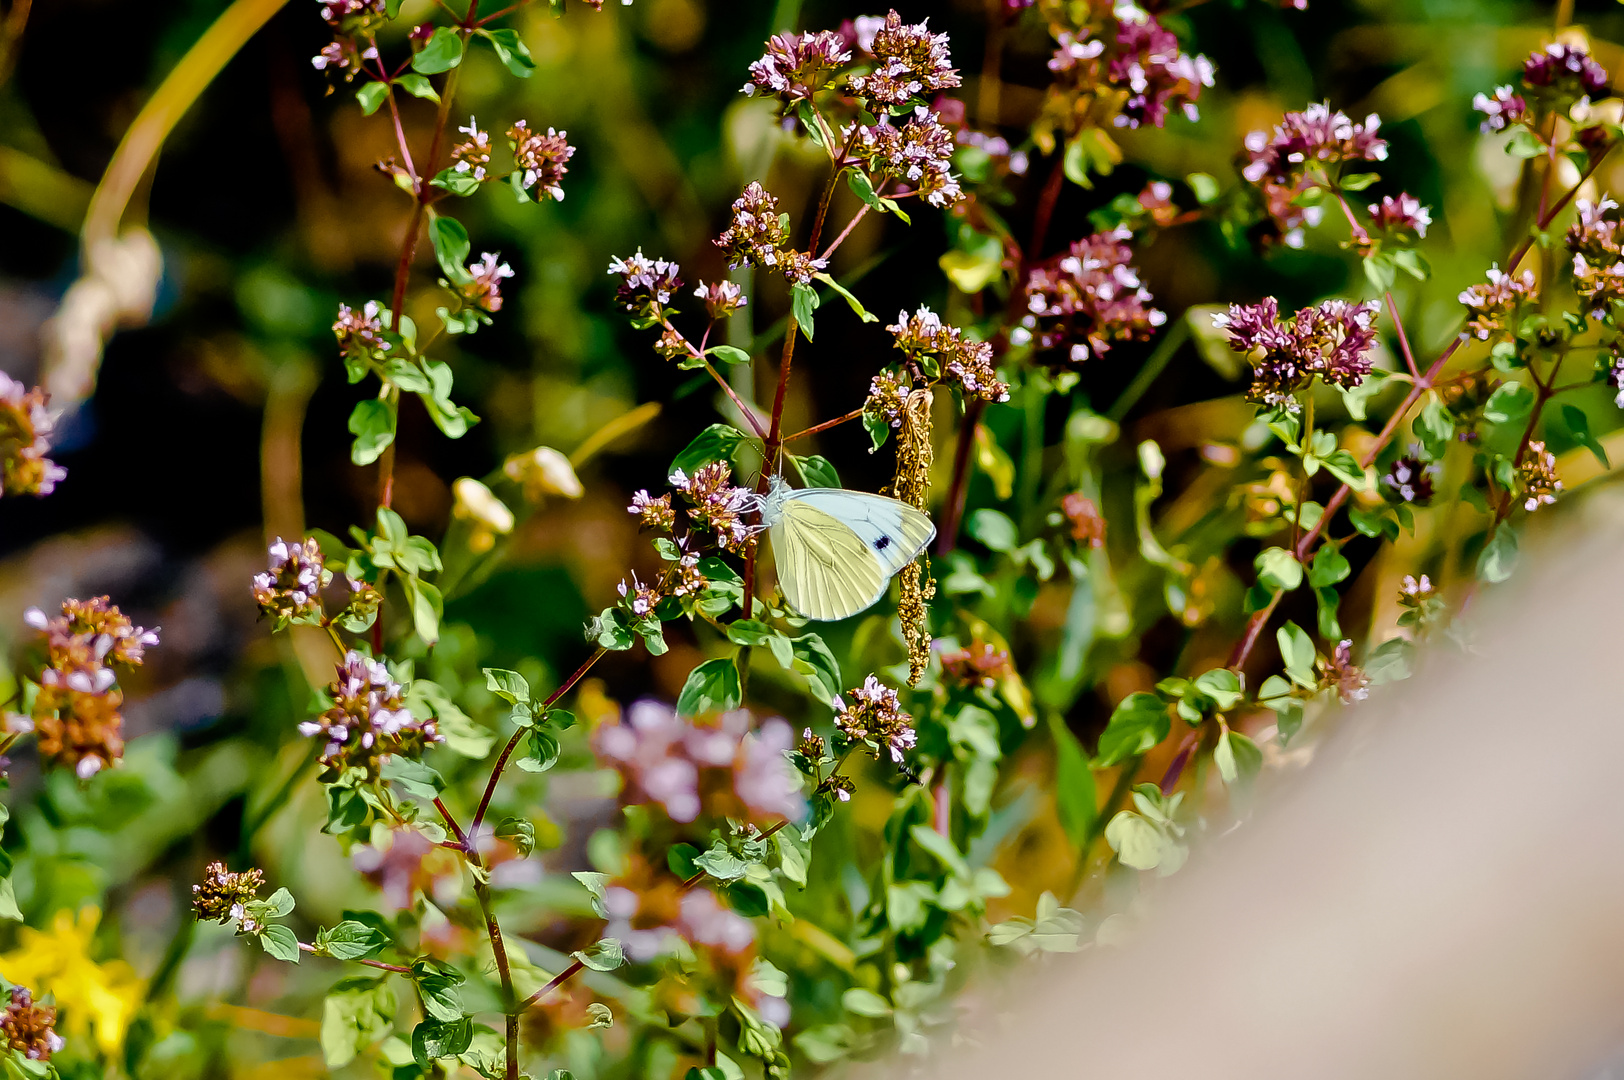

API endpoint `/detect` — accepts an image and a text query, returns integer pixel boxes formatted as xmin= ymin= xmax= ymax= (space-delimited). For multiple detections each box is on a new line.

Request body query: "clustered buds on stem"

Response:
xmin=608 ymin=250 xmax=683 ymax=324
xmin=1107 ymin=15 xmax=1215 ymax=129
xmin=1317 ymin=640 xmax=1369 ymax=704
xmin=508 ymin=122 xmax=575 ymax=202
xmin=846 ymin=10 xmax=961 ymax=108
xmin=847 ymin=107 xmax=963 ymax=209
xmin=1383 ymin=450 xmax=1436 ymax=505
xmin=1017 ymin=229 xmax=1166 ymax=365
xmin=1518 ymin=442 xmax=1562 ymax=511
xmin=1212 ymin=297 xmax=1379 ymax=409
xmin=299 ymin=651 xmax=440 ymax=777
xmin=671 ymin=463 xmax=756 ymax=552
xmin=14 ymin=598 xmax=160 ymax=779
xmin=192 ymin=861 xmax=268 ymax=933
xmin=253 ymin=537 xmax=330 ymax=625
xmin=1458 ymin=265 xmax=1538 ymax=340
xmin=0 ymin=985 xmax=63 ymax=1061
xmin=833 ymin=676 xmax=915 ymax=764
xmin=887 ymin=306 xmax=1009 ymax=402
xmin=743 ymin=30 xmax=851 ymax=102
xmin=0 ymin=374 xmax=67 ymax=498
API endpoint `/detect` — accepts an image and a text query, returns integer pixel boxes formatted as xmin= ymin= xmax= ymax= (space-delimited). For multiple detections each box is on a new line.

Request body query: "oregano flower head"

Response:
xmin=847 ymin=106 xmax=964 ymax=208
xmin=1212 ymin=297 xmax=1380 ymax=409
xmin=1107 ymin=15 xmax=1214 ymax=128
xmin=1521 ymin=42 xmax=1609 ymax=100
xmin=508 ymin=121 xmax=574 ymax=202
xmin=1458 ymin=265 xmax=1537 ymax=340
xmin=1018 ymin=228 xmax=1166 ymax=365
xmin=715 ymin=183 xmax=789 ymax=271
xmin=0 ymin=986 xmax=64 ymax=1062
xmin=846 ymin=9 xmax=961 ymax=107
xmin=1241 ymin=103 xmax=1388 ymax=187
xmin=253 ymin=536 xmax=331 ymax=625
xmin=0 ymin=374 xmax=66 ymax=499
xmin=299 ymin=651 xmax=440 ymax=776
xmin=833 ymin=675 xmax=915 ymax=763
xmin=743 ymin=30 xmax=851 ymax=103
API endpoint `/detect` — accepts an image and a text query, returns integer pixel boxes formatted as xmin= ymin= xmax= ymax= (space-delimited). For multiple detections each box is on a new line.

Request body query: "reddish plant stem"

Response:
xmin=1385 ymin=290 xmax=1420 ymax=379
xmin=470 ymin=646 xmax=606 ymax=836
xmin=783 ymin=406 xmax=864 ymax=443
xmin=297 ymin=942 xmax=412 ymax=973
xmin=519 ymin=959 xmax=585 ymax=1010
xmin=1229 ymin=143 xmax=1613 ymax=672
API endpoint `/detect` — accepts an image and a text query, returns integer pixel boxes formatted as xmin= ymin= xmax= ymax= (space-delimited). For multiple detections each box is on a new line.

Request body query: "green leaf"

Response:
xmin=1255 ymin=546 xmax=1303 ymax=592
xmin=812 ymin=272 xmax=878 ymax=324
xmin=395 ymin=73 xmax=440 ymax=102
xmin=909 ymin=824 xmax=969 ymax=877
xmin=693 ymin=844 xmax=749 ymax=881
xmin=321 ymin=977 xmax=397 ymax=1068
xmin=789 ymin=634 xmax=841 ymax=705
xmin=671 ymin=423 xmax=750 ymax=476
xmin=707 ymin=344 xmax=751 ymax=366
xmin=413 ymin=1016 xmax=472 ymax=1065
xmin=262 ymin=887 xmax=296 ymax=918
xmin=1339 ymin=172 xmax=1379 ymax=191
xmin=381 ymin=756 xmax=445 ymax=800
xmin=725 ymin=619 xmax=774 ymax=646
xmin=259 ymin=924 xmax=301 ymax=963
xmin=1093 ymin=693 xmax=1169 ymax=766
xmin=496 ymin=817 xmax=537 ymax=857
xmin=1192 ymin=668 xmax=1243 ymax=710
xmin=572 ymin=937 xmax=626 ymax=972
xmin=572 ymin=871 xmax=610 ymax=917
xmin=1363 ymin=251 xmax=1397 ymax=293
xmin=967 ymin=508 xmax=1018 ymax=552
xmin=788 ymin=453 xmax=840 ymax=488
xmin=1277 ymin=621 xmax=1317 ymax=687
xmin=1320 ymin=449 xmax=1369 ymax=490
xmin=0 ymin=878 xmax=21 ymax=922
xmin=676 ymin=656 xmax=742 ymax=716
xmin=1477 ymin=526 xmax=1518 ymax=583
xmin=476 ymin=27 xmax=534 ymax=77
xmin=1392 ymin=247 xmax=1430 ymax=281
xmin=790 ymin=282 xmax=819 ymax=342
xmin=514 ymin=727 xmax=560 ymax=773
xmin=356 ymin=81 xmax=389 ymax=116
xmin=412 ymin=27 xmax=464 ymax=75
xmin=430 ymin=166 xmax=481 ymax=197
xmin=1483 ymin=381 xmax=1535 ymax=426
xmin=401 ymin=576 xmax=443 ymax=645
xmin=1416 ymin=394 xmax=1456 ymax=460
xmin=348 ymin=398 xmax=396 ymax=466
xmin=1506 ymin=127 xmax=1546 ymax=158
xmin=1559 ymin=403 xmax=1610 ymax=468
xmin=1307 ymin=542 xmax=1350 ymax=588
xmin=1213 ymin=729 xmax=1263 ymax=785
xmin=1186 ymin=171 xmax=1221 ymax=204
xmin=1104 ymin=811 xmax=1170 ymax=871
xmin=482 ymin=668 xmax=531 ymax=707
xmin=1365 ymin=637 xmax=1414 ymax=685
xmin=841 ymin=987 xmax=892 ymax=1018
xmin=411 ymin=959 xmax=466 ymax=1022
xmin=1048 ymin=714 xmax=1095 ymax=847
xmin=316 ymin=920 xmax=389 ymax=961
xmin=429 ymin=216 xmax=472 ymax=285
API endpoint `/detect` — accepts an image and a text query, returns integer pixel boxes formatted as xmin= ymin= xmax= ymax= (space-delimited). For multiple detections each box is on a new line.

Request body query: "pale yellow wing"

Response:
xmin=771 ymin=500 xmax=889 ymax=621
xmin=787 ymin=488 xmax=935 ymax=575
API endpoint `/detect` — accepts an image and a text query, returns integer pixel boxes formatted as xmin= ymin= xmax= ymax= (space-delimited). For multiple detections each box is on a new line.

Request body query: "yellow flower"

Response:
xmin=0 ymin=907 xmax=144 ymax=1056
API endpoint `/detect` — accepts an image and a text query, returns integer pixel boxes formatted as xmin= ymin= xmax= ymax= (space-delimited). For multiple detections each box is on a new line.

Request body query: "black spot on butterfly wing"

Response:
xmin=873 ymin=535 xmax=892 ymax=551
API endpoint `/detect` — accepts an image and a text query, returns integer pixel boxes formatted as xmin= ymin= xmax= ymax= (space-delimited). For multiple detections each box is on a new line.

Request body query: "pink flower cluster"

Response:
xmin=0 ymin=373 xmax=66 ymax=499
xmin=1107 ymin=16 xmax=1215 ymax=129
xmin=743 ymin=30 xmax=851 ymax=103
xmin=299 ymin=651 xmax=441 ymax=776
xmin=1242 ymin=103 xmax=1388 ymax=187
xmin=593 ymin=701 xmax=804 ymax=824
xmin=1017 ymin=228 xmax=1166 ymax=365
xmin=1212 ymin=297 xmax=1380 ymax=409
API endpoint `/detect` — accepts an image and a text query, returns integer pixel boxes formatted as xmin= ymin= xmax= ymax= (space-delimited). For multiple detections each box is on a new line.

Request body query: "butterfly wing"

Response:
xmin=787 ymin=489 xmax=936 ymax=576
xmin=770 ymin=489 xmax=935 ymax=621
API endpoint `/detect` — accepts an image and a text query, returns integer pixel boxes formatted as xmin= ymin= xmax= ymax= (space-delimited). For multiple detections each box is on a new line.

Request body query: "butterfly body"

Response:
xmin=760 ymin=475 xmax=935 ymax=621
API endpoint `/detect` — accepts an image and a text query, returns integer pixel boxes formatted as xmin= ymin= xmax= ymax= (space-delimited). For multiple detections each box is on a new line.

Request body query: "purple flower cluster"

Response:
xmin=848 ymin=106 xmax=963 ymax=208
xmin=1383 ymin=449 xmax=1435 ymax=504
xmin=627 ymin=489 xmax=676 ymax=532
xmin=1212 ymin=297 xmax=1380 ymax=409
xmin=608 ymin=250 xmax=683 ymax=322
xmin=253 ymin=536 xmax=331 ymax=625
xmin=605 ymin=881 xmax=756 ymax=963
xmin=1242 ymin=103 xmax=1388 ymax=187
xmin=461 ymin=253 xmax=515 ymax=314
xmin=1522 ymin=42 xmax=1609 ymax=99
xmin=887 ymin=306 xmax=1009 ymax=402
xmin=0 ymin=373 xmax=66 ymax=499
xmin=1048 ymin=30 xmax=1104 ymax=76
xmin=1519 ymin=441 xmax=1562 ymax=511
xmin=0 ymin=986 xmax=63 ymax=1062
xmin=1566 ymin=197 xmax=1624 ymax=316
xmin=833 ymin=675 xmax=915 ymax=763
xmin=694 ymin=280 xmax=747 ymax=320
xmin=508 ymin=121 xmax=574 ymax=202
xmin=451 ymin=116 xmax=491 ymax=180
xmin=1107 ymin=16 xmax=1214 ymax=129
xmin=1457 ymin=265 xmax=1537 ymax=340
xmin=1472 ymin=85 xmax=1530 ymax=133
xmin=1319 ymin=640 xmax=1369 ymax=704
xmin=299 ymin=651 xmax=440 ymax=776
xmin=846 ymin=9 xmax=961 ymax=108
xmin=1368 ymin=193 xmax=1431 ymax=238
xmin=1016 ymin=228 xmax=1166 ymax=365
xmin=593 ymin=700 xmax=805 ymax=824
xmin=714 ymin=182 xmax=798 ymax=278
xmin=671 ymin=462 xmax=756 ymax=551
xmin=333 ymin=300 xmax=389 ymax=361
xmin=743 ymin=30 xmax=851 ymax=103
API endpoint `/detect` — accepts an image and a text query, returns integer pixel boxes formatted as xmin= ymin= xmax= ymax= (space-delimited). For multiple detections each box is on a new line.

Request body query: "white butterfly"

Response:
xmin=758 ymin=474 xmax=936 ymax=621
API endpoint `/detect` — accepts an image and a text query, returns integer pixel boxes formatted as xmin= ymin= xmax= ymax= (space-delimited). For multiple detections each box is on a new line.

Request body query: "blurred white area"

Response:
xmin=910 ymin=502 xmax=1624 ymax=1080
